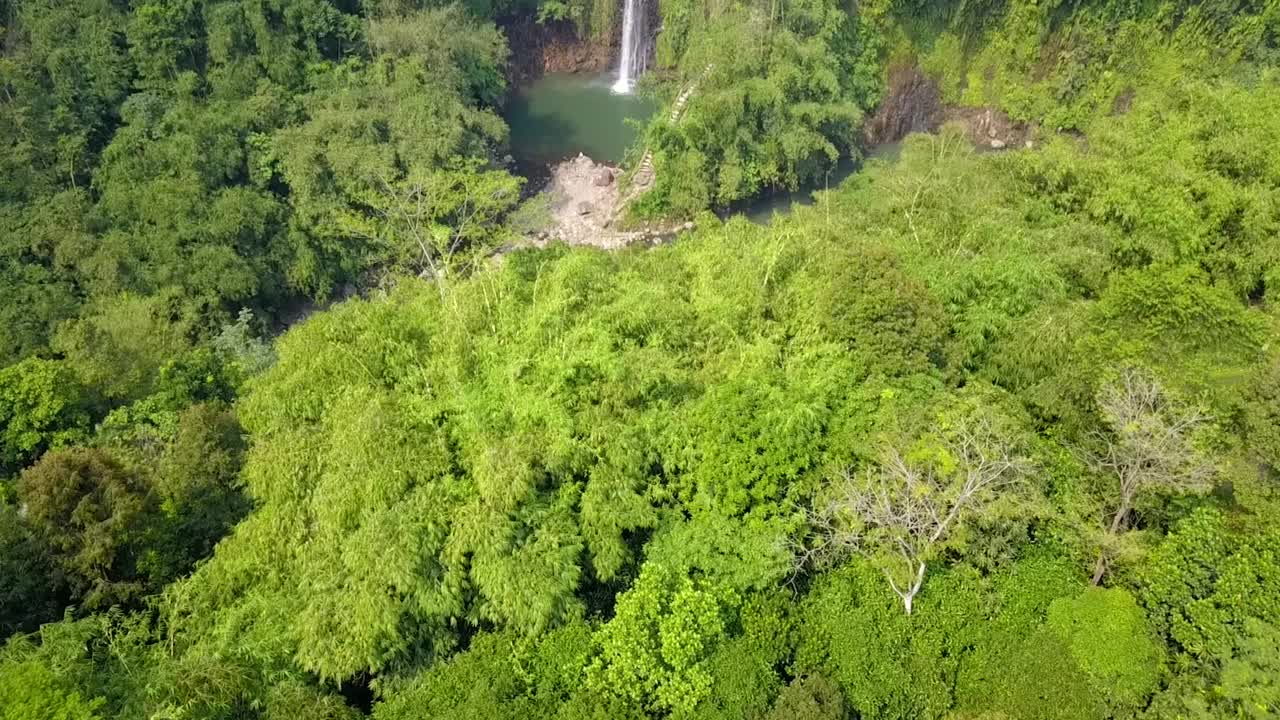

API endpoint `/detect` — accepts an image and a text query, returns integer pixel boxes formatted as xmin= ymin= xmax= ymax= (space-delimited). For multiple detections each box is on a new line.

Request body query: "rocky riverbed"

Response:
xmin=520 ymin=153 xmax=690 ymax=251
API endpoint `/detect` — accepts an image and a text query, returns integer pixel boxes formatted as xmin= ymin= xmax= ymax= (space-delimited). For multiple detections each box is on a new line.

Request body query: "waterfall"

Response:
xmin=611 ymin=0 xmax=647 ymax=94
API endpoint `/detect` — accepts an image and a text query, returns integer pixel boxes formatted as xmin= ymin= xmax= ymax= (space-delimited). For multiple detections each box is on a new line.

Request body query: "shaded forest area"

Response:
xmin=2 ymin=0 xmax=1280 ymax=718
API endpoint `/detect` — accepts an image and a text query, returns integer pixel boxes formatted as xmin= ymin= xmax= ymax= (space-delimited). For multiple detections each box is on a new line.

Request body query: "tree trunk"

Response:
xmin=1090 ymin=549 xmax=1109 ymax=586
xmin=896 ymin=561 xmax=927 ymax=615
xmin=1091 ymin=501 xmax=1130 ymax=586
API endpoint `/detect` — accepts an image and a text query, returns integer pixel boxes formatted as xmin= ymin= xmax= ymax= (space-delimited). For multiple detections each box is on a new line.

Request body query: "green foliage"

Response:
xmin=794 ymin=561 xmax=965 ymax=719
xmin=938 ymin=0 xmax=1280 ymax=130
xmin=638 ymin=0 xmax=883 ymax=214
xmin=140 ymin=403 xmax=250 ymax=586
xmin=0 ymin=0 xmax=522 ymax=376
xmin=211 ymin=309 xmax=278 ymax=381
xmin=0 ymin=634 xmax=104 ymax=720
xmin=588 ymin=562 xmax=739 ymax=717
xmin=259 ymin=679 xmax=362 ymax=720
xmin=951 ymin=554 xmax=1104 ymax=720
xmin=809 ymin=244 xmax=947 ymax=377
xmin=52 ymin=294 xmax=192 ymax=404
xmin=793 ymin=552 xmax=1115 ymax=720
xmin=16 ymin=449 xmax=153 ymax=609
xmin=372 ymin=621 xmax=606 ymax=720
xmin=5 ymin=0 xmax=1280 ymax=715
xmin=278 ymin=7 xmax=515 ymax=292
xmin=374 ymin=631 xmax=527 ymax=720
xmin=765 ymin=674 xmax=845 ymax=720
xmin=1138 ymin=508 xmax=1280 ymax=664
xmin=0 ymin=192 xmax=83 ymax=363
xmin=1046 ymin=587 xmax=1163 ymax=711
xmin=0 ymin=0 xmax=130 ymax=203
xmin=166 ymin=224 xmax=947 ymax=681
xmin=1243 ymin=356 xmax=1280 ymax=470
xmin=1217 ymin=619 xmax=1280 ymax=720
xmin=0 ymin=501 xmax=65 ymax=637
xmin=0 ymin=608 xmax=359 ymax=720
xmin=694 ymin=590 xmax=794 ymax=720
xmin=0 ymin=358 xmax=91 ymax=470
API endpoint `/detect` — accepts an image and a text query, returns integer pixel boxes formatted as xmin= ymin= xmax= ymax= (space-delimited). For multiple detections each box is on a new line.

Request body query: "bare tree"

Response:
xmin=1087 ymin=368 xmax=1215 ymax=584
xmin=802 ymin=415 xmax=1033 ymax=614
xmin=371 ymin=164 xmax=521 ymax=296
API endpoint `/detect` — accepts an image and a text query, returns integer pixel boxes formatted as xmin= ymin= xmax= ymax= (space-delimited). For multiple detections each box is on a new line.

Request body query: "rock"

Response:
xmin=682 ymin=221 xmax=694 ymax=231
xmin=1024 ymin=140 xmax=1034 ymax=149
xmin=577 ymin=201 xmax=594 ymax=216
xmin=861 ymin=66 xmax=944 ymax=145
xmin=593 ymin=169 xmax=614 ymax=186
xmin=989 ymin=138 xmax=1006 ymax=149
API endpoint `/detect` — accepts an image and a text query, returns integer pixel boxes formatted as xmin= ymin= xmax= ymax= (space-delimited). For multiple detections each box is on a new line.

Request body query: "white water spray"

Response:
xmin=611 ymin=0 xmax=646 ymax=94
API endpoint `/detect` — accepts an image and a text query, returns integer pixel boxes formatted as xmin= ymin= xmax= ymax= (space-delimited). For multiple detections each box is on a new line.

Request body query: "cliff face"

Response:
xmin=863 ymin=66 xmax=944 ymax=146
xmin=505 ymin=18 xmax=616 ymax=86
xmin=864 ymin=65 xmax=1037 ymax=151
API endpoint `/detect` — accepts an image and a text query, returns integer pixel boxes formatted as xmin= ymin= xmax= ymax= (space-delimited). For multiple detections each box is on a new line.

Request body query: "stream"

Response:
xmin=736 ymin=142 xmax=903 ymax=224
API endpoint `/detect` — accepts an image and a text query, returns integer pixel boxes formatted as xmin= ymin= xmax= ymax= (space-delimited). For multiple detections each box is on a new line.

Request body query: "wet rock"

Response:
xmin=863 ymin=65 xmax=943 ymax=145
xmin=504 ymin=17 xmax=613 ymax=85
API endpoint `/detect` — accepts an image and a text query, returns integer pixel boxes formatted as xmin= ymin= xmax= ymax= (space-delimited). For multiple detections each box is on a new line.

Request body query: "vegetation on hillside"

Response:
xmin=2 ymin=0 xmax=1280 ymax=718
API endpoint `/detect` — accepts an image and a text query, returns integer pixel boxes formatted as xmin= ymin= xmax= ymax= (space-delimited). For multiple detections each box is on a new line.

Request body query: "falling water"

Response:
xmin=611 ymin=0 xmax=647 ymax=94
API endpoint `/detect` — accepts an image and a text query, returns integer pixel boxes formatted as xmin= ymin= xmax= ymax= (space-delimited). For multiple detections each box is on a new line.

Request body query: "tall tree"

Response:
xmin=1086 ymin=368 xmax=1214 ymax=584
xmin=16 ymin=448 xmax=154 ymax=609
xmin=804 ymin=408 xmax=1032 ymax=614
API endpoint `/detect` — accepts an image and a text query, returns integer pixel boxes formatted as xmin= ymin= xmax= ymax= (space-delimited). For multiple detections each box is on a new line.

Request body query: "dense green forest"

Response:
xmin=3 ymin=0 xmax=1280 ymax=717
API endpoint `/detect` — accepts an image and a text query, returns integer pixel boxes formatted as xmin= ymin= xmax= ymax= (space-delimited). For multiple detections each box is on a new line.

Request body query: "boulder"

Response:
xmin=989 ymin=138 xmax=1006 ymax=149
xmin=593 ymin=168 xmax=614 ymax=186
xmin=577 ymin=201 xmax=594 ymax=216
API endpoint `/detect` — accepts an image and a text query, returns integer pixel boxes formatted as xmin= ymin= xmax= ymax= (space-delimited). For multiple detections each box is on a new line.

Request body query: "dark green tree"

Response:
xmin=16 ymin=448 xmax=153 ymax=609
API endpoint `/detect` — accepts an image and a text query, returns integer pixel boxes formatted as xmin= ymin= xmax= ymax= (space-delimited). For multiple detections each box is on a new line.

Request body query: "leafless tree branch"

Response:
xmin=1087 ymin=368 xmax=1215 ymax=584
xmin=799 ymin=414 xmax=1032 ymax=614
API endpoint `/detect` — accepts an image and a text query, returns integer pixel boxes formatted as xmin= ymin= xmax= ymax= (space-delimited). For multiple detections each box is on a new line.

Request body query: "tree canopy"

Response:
xmin=3 ymin=0 xmax=1280 ymax=718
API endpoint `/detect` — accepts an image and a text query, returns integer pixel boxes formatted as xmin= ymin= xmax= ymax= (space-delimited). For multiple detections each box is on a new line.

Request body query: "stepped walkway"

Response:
xmin=613 ymin=64 xmax=714 ymax=217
